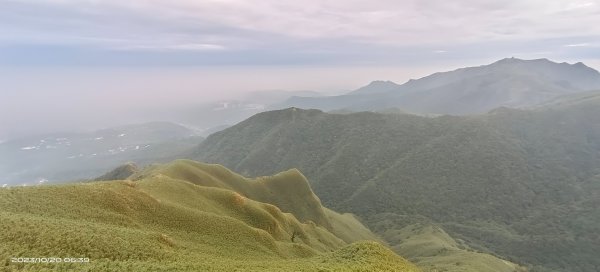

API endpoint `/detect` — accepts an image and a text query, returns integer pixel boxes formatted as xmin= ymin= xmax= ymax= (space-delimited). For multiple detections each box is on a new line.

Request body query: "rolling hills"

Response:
xmin=0 ymin=160 xmax=420 ymax=271
xmin=193 ymin=93 xmax=600 ymax=272
xmin=274 ymin=58 xmax=600 ymax=115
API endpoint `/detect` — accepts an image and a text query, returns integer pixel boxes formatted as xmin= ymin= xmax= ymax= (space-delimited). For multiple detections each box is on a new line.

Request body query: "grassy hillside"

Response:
xmin=138 ymin=160 xmax=334 ymax=230
xmin=0 ymin=160 xmax=418 ymax=271
xmin=194 ymin=97 xmax=600 ymax=272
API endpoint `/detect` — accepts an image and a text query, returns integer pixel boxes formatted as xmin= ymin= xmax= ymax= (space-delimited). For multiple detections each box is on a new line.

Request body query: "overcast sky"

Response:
xmin=1 ymin=0 xmax=600 ymax=139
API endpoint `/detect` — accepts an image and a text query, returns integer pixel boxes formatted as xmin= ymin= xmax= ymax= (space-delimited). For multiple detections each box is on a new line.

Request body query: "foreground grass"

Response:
xmin=0 ymin=160 xmax=419 ymax=271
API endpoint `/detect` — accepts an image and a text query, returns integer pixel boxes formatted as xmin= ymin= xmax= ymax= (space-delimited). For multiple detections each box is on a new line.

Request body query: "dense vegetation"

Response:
xmin=0 ymin=160 xmax=420 ymax=271
xmin=194 ymin=92 xmax=600 ymax=272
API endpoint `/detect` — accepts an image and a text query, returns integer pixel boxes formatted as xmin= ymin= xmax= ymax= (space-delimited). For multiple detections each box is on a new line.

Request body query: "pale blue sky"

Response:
xmin=1 ymin=0 xmax=600 ymax=139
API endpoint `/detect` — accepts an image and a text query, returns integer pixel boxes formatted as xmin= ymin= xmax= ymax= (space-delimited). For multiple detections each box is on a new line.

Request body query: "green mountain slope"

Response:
xmin=138 ymin=161 xmax=334 ymax=230
xmin=0 ymin=160 xmax=417 ymax=272
xmin=193 ymin=98 xmax=600 ymax=272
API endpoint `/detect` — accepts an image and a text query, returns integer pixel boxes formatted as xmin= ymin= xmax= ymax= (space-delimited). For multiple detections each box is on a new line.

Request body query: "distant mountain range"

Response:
xmin=193 ymin=90 xmax=600 ymax=272
xmin=0 ymin=122 xmax=203 ymax=185
xmin=274 ymin=58 xmax=600 ymax=115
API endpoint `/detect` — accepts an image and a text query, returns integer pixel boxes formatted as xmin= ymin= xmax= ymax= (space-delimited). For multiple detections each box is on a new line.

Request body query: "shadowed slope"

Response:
xmin=94 ymin=162 xmax=139 ymax=181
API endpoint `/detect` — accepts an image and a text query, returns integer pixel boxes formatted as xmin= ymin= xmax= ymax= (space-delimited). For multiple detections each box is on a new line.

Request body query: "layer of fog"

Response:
xmin=0 ymin=64 xmax=440 ymax=140
xmin=2 ymin=58 xmax=599 ymax=140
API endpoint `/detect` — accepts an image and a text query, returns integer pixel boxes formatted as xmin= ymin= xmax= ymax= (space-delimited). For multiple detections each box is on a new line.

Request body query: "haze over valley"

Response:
xmin=2 ymin=1 xmax=600 ymax=271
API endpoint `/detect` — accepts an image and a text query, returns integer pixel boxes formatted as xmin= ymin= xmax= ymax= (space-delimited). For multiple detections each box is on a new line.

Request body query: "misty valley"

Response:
xmin=1 ymin=58 xmax=600 ymax=272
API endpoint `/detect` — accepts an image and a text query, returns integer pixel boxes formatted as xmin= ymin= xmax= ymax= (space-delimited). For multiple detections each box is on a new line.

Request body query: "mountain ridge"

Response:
xmin=193 ymin=96 xmax=600 ymax=272
xmin=274 ymin=58 xmax=600 ymax=115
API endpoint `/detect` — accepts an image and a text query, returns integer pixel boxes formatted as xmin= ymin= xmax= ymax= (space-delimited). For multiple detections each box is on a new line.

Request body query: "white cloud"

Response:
xmin=113 ymin=43 xmax=226 ymax=52
xmin=2 ymin=0 xmax=600 ymax=50
xmin=564 ymin=43 xmax=591 ymax=47
xmin=565 ymin=1 xmax=596 ymax=10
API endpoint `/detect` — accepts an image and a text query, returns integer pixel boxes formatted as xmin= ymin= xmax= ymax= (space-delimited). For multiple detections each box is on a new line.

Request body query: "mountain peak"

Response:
xmin=492 ymin=57 xmax=552 ymax=65
xmin=485 ymin=58 xmax=600 ymax=86
xmin=572 ymin=61 xmax=598 ymax=73
xmin=495 ymin=56 xmax=521 ymax=63
xmin=276 ymin=57 xmax=600 ymax=115
xmin=368 ymin=80 xmax=398 ymax=86
xmin=490 ymin=58 xmax=597 ymax=72
xmin=350 ymin=80 xmax=401 ymax=95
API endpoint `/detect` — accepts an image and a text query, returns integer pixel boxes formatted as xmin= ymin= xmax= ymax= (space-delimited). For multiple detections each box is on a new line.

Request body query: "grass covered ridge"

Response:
xmin=0 ymin=160 xmax=418 ymax=271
